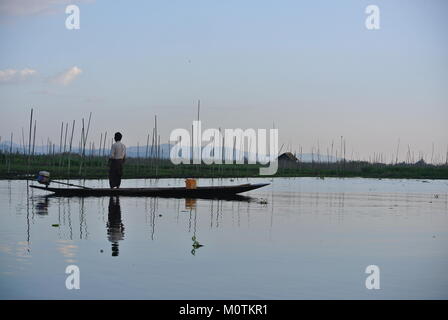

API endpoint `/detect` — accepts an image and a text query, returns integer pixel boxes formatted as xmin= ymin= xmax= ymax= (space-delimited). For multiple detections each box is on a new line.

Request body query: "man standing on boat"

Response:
xmin=109 ymin=132 xmax=126 ymax=189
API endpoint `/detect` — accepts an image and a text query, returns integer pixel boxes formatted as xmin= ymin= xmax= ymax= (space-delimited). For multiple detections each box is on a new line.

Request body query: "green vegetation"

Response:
xmin=1 ymin=152 xmax=447 ymax=180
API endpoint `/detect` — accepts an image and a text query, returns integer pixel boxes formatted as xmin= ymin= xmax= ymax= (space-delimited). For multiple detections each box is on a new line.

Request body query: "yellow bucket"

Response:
xmin=185 ymin=178 xmax=197 ymax=189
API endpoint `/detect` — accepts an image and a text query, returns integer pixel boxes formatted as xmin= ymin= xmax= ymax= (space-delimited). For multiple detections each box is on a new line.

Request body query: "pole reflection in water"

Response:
xmin=185 ymin=198 xmax=204 ymax=255
xmin=107 ymin=196 xmax=125 ymax=257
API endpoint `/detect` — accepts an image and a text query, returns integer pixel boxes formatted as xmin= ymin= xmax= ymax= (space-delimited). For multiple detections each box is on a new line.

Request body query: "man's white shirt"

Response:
xmin=110 ymin=141 xmax=126 ymax=159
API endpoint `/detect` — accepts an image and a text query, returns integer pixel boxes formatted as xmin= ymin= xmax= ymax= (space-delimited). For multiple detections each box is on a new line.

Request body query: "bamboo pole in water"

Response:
xmin=67 ymin=120 xmax=75 ymax=177
xmin=154 ymin=116 xmax=158 ymax=174
xmin=98 ymin=133 xmax=103 ymax=167
xmin=52 ymin=143 xmax=56 ymax=165
xmin=343 ymin=138 xmax=346 ymax=171
xmin=99 ymin=133 xmax=103 ymax=158
xmin=59 ymin=122 xmax=64 ymax=167
xmin=145 ymin=132 xmax=150 ymax=173
xmin=59 ymin=122 xmax=63 ymax=154
xmin=27 ymin=108 xmax=33 ymax=169
xmin=90 ymin=141 xmax=94 ymax=166
xmin=32 ymin=120 xmax=36 ymax=156
xmin=21 ymin=127 xmax=26 ymax=155
xmin=63 ymin=122 xmax=68 ymax=154
xmin=145 ymin=133 xmax=149 ymax=160
xmin=220 ymin=127 xmax=224 ymax=175
xmin=232 ymin=136 xmax=236 ymax=176
xmin=154 ymin=115 xmax=158 ymax=158
xmin=156 ymin=135 xmax=160 ymax=177
xmin=150 ymin=127 xmax=155 ymax=161
xmin=79 ymin=112 xmax=92 ymax=175
xmin=7 ymin=132 xmax=13 ymax=173
xmin=85 ymin=112 xmax=92 ymax=151
xmin=102 ymin=131 xmax=107 ymax=157
xmin=80 ymin=119 xmax=84 ymax=147
xmin=394 ymin=139 xmax=400 ymax=165
xmin=191 ymin=123 xmax=193 ymax=170
xmin=78 ymin=118 xmax=85 ymax=174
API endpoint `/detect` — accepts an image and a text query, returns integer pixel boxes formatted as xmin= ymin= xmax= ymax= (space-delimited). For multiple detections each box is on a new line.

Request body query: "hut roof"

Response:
xmin=277 ymin=152 xmax=299 ymax=162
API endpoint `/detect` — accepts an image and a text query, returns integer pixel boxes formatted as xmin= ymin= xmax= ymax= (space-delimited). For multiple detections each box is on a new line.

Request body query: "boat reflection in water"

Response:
xmin=107 ymin=196 xmax=125 ymax=257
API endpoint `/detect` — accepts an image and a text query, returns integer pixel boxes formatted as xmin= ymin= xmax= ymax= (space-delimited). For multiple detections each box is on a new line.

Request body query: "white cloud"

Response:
xmin=0 ymin=68 xmax=37 ymax=84
xmin=0 ymin=0 xmax=90 ymax=17
xmin=50 ymin=66 xmax=82 ymax=86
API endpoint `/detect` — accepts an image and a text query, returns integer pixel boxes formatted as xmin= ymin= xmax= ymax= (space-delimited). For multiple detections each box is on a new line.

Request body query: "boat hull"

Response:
xmin=30 ymin=183 xmax=269 ymax=198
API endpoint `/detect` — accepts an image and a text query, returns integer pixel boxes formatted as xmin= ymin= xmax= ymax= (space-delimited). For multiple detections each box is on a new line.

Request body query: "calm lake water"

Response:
xmin=0 ymin=177 xmax=447 ymax=299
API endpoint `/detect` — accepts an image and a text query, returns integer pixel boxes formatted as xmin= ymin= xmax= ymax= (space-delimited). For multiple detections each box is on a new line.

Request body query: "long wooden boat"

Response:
xmin=30 ymin=183 xmax=269 ymax=198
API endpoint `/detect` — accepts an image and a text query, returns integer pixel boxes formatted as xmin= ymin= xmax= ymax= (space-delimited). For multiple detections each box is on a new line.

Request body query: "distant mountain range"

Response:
xmin=0 ymin=141 xmax=341 ymax=163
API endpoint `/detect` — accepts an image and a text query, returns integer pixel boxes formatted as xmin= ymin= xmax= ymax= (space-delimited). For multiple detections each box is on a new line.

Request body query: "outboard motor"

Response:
xmin=37 ymin=171 xmax=50 ymax=186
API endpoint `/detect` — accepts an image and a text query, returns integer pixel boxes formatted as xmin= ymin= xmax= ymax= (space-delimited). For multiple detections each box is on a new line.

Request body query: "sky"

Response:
xmin=0 ymin=0 xmax=447 ymax=163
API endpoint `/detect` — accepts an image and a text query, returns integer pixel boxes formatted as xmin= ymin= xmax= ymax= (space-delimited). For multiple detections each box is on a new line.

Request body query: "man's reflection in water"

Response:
xmin=107 ymin=196 xmax=125 ymax=257
xmin=35 ymin=197 xmax=49 ymax=215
